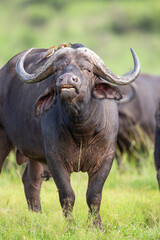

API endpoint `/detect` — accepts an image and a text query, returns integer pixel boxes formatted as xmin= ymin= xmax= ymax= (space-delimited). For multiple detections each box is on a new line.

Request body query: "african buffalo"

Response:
xmin=154 ymin=99 xmax=160 ymax=189
xmin=116 ymin=74 xmax=160 ymax=167
xmin=0 ymin=43 xmax=140 ymax=227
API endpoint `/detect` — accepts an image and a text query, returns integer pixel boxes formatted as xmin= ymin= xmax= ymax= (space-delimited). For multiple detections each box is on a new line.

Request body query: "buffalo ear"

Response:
xmin=93 ymin=82 xmax=122 ymax=100
xmin=35 ymin=86 xmax=56 ymax=116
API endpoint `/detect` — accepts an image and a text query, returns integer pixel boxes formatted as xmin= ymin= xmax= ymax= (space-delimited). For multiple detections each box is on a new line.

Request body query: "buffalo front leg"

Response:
xmin=22 ymin=160 xmax=44 ymax=212
xmin=86 ymin=153 xmax=114 ymax=228
xmin=47 ymin=159 xmax=75 ymax=219
xmin=58 ymin=175 xmax=75 ymax=219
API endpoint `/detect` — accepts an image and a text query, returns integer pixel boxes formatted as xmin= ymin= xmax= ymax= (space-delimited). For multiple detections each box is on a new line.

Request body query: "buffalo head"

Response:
xmin=16 ymin=43 xmax=140 ymax=116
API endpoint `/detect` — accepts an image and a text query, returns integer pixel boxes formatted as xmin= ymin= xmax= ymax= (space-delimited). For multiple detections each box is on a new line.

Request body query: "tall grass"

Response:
xmin=0 ymin=150 xmax=160 ymax=239
xmin=0 ymin=0 xmax=160 ymax=239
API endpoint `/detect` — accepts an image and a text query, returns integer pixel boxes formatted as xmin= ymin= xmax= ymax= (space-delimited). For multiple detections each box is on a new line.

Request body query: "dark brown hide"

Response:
xmin=0 ymin=44 xmax=140 ymax=228
xmin=117 ymin=73 xmax=160 ymax=166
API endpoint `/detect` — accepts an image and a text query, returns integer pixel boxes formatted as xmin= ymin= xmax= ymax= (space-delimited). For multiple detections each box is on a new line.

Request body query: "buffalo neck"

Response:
xmin=59 ymin=97 xmax=108 ymax=145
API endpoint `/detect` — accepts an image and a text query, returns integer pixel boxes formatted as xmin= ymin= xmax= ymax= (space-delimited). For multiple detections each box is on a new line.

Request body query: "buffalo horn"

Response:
xmin=16 ymin=47 xmax=140 ymax=85
xmin=118 ymin=82 xmax=137 ymax=104
xmin=76 ymin=47 xmax=140 ymax=85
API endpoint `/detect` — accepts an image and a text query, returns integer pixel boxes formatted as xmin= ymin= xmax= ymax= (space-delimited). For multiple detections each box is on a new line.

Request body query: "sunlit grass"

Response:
xmin=0 ymin=149 xmax=160 ymax=239
xmin=0 ymin=0 xmax=160 ymax=239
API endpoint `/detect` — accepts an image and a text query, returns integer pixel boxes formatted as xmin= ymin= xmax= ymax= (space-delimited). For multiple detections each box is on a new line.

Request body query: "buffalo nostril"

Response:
xmin=72 ymin=76 xmax=78 ymax=82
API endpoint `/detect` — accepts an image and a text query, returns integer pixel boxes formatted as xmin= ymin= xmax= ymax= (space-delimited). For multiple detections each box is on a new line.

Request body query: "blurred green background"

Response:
xmin=1 ymin=0 xmax=160 ymax=75
xmin=1 ymin=2 xmax=160 ymax=238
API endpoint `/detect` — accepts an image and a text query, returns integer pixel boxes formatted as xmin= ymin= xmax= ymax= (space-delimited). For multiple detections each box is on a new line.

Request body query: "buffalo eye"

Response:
xmin=54 ymin=68 xmax=63 ymax=75
xmin=82 ymin=68 xmax=92 ymax=74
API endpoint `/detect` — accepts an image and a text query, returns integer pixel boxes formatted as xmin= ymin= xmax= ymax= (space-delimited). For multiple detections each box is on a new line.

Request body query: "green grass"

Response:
xmin=1 ymin=0 xmax=160 ymax=239
xmin=0 ymin=150 xmax=160 ymax=239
